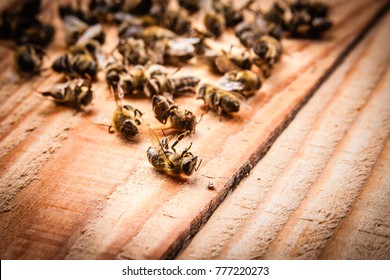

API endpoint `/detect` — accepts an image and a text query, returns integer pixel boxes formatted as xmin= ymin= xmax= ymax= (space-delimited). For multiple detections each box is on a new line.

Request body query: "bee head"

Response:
xmin=197 ymin=84 xmax=207 ymax=99
xmin=121 ymin=119 xmax=139 ymax=138
xmin=79 ymin=88 xmax=93 ymax=107
xmin=221 ymin=96 xmax=240 ymax=113
xmin=182 ymin=156 xmax=198 ymax=176
xmin=253 ymin=40 xmax=269 ymax=59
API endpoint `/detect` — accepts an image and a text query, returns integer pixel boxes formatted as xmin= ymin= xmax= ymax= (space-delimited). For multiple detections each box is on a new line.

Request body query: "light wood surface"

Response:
xmin=178 ymin=10 xmax=390 ymax=260
xmin=0 ymin=0 xmax=388 ymax=259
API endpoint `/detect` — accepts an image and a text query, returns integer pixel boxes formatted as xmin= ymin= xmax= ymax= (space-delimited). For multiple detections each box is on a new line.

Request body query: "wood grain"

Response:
xmin=178 ymin=10 xmax=390 ymax=260
xmin=0 ymin=0 xmax=388 ymax=259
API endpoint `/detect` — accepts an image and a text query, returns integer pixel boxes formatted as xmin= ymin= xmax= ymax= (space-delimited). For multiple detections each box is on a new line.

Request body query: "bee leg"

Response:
xmin=108 ymin=125 xmax=114 ymax=133
xmin=181 ymin=142 xmax=193 ymax=155
xmin=171 ymin=130 xmax=190 ymax=152
xmin=195 ymin=158 xmax=202 ymax=171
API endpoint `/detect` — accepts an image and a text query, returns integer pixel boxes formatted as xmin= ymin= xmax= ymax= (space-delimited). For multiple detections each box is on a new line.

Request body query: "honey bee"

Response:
xmin=110 ymin=86 xmax=143 ymax=140
xmin=64 ymin=15 xmax=105 ymax=46
xmin=117 ymin=38 xmax=149 ymax=65
xmin=197 ymin=83 xmax=241 ymax=115
xmin=179 ymin=0 xmax=200 ymax=14
xmin=217 ymin=70 xmax=261 ymax=98
xmin=14 ymin=44 xmax=46 ymax=74
xmin=288 ymin=0 xmax=332 ymax=38
xmin=212 ymin=0 xmax=254 ymax=27
xmin=203 ymin=46 xmax=252 ymax=74
xmin=204 ymin=12 xmax=225 ymax=38
xmin=250 ymin=35 xmax=282 ymax=78
xmin=152 ymin=95 xmax=199 ymax=133
xmin=0 ymin=0 xmax=54 ymax=47
xmin=40 ymin=78 xmax=93 ymax=109
xmin=52 ymin=39 xmax=101 ymax=80
xmin=59 ymin=1 xmax=98 ymax=25
xmin=162 ymin=7 xmax=192 ymax=35
xmin=146 ymin=75 xmax=200 ymax=98
xmin=104 ymin=56 xmax=128 ymax=88
xmin=147 ymin=129 xmax=201 ymax=177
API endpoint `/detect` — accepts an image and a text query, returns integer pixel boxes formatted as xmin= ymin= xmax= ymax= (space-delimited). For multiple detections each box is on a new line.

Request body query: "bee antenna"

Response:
xmin=197 ymin=113 xmax=204 ymax=124
xmin=195 ymin=158 xmax=202 ymax=171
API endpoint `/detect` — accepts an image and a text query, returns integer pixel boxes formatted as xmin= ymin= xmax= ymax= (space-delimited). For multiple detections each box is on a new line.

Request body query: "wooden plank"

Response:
xmin=178 ymin=11 xmax=390 ymax=260
xmin=0 ymin=0 xmax=387 ymax=259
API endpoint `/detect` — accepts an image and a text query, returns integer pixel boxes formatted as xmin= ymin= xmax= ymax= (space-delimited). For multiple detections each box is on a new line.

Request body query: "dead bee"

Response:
xmin=213 ymin=0 xmax=253 ymax=27
xmin=141 ymin=26 xmax=176 ymax=46
xmin=147 ymin=129 xmax=201 ymax=177
xmin=117 ymin=38 xmax=149 ymax=65
xmin=110 ymin=86 xmax=143 ymax=140
xmin=179 ymin=0 xmax=200 ymax=14
xmin=0 ymin=0 xmax=54 ymax=47
xmin=64 ymin=15 xmax=105 ymax=46
xmin=59 ymin=0 xmax=98 ymax=24
xmin=52 ymin=39 xmax=101 ymax=80
xmin=204 ymin=12 xmax=225 ymax=38
xmin=163 ymin=37 xmax=200 ymax=65
xmin=152 ymin=95 xmax=199 ymax=134
xmin=162 ymin=7 xmax=192 ymax=35
xmin=217 ymin=70 xmax=261 ymax=98
xmin=197 ymin=83 xmax=241 ymax=115
xmin=202 ymin=46 xmax=252 ymax=74
xmin=288 ymin=0 xmax=332 ymax=38
xmin=14 ymin=44 xmax=46 ymax=74
xmin=146 ymin=74 xmax=200 ymax=98
xmin=118 ymin=63 xmax=169 ymax=96
xmin=250 ymin=35 xmax=282 ymax=78
xmin=40 ymin=78 xmax=93 ymax=109
xmin=104 ymin=56 xmax=128 ymax=88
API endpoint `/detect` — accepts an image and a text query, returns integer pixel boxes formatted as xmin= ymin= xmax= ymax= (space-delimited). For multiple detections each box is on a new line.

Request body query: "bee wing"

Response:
xmin=168 ymin=39 xmax=195 ymax=56
xmin=148 ymin=128 xmax=174 ymax=165
xmin=91 ymin=113 xmax=111 ymax=127
xmin=112 ymin=85 xmax=125 ymax=110
xmin=64 ymin=15 xmax=88 ymax=33
xmin=215 ymin=56 xmax=241 ymax=73
xmin=216 ymin=76 xmax=245 ymax=92
xmin=76 ymin=24 xmax=103 ymax=45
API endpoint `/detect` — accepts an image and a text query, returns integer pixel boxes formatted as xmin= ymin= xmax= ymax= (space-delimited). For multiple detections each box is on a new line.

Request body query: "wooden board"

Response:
xmin=178 ymin=11 xmax=390 ymax=260
xmin=0 ymin=0 xmax=388 ymax=259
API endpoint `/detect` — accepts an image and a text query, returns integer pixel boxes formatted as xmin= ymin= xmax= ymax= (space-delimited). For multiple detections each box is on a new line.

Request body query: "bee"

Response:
xmin=59 ymin=1 xmax=98 ymax=25
xmin=0 ymin=0 xmax=54 ymax=47
xmin=110 ymin=87 xmax=144 ymax=140
xmin=179 ymin=0 xmax=200 ymax=14
xmin=204 ymin=12 xmax=225 ymax=38
xmin=203 ymin=46 xmax=252 ymax=74
xmin=163 ymin=37 xmax=200 ymax=65
xmin=104 ymin=56 xmax=128 ymax=88
xmin=146 ymin=75 xmax=200 ymax=98
xmin=40 ymin=78 xmax=93 ymax=109
xmin=117 ymin=38 xmax=149 ymax=65
xmin=217 ymin=70 xmax=261 ymax=98
xmin=52 ymin=39 xmax=101 ymax=80
xmin=63 ymin=15 xmax=105 ymax=46
xmin=197 ymin=83 xmax=241 ymax=115
xmin=162 ymin=7 xmax=192 ymax=35
xmin=141 ymin=26 xmax=176 ymax=46
xmin=119 ymin=63 xmax=168 ymax=96
xmin=14 ymin=44 xmax=46 ymax=74
xmin=288 ymin=0 xmax=332 ymax=38
xmin=212 ymin=0 xmax=254 ymax=27
xmin=152 ymin=95 xmax=199 ymax=134
xmin=250 ymin=35 xmax=282 ymax=78
xmin=147 ymin=129 xmax=201 ymax=177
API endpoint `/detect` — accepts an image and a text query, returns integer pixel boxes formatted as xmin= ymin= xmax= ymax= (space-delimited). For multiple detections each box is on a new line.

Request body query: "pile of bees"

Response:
xmin=0 ymin=0 xmax=332 ymax=178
